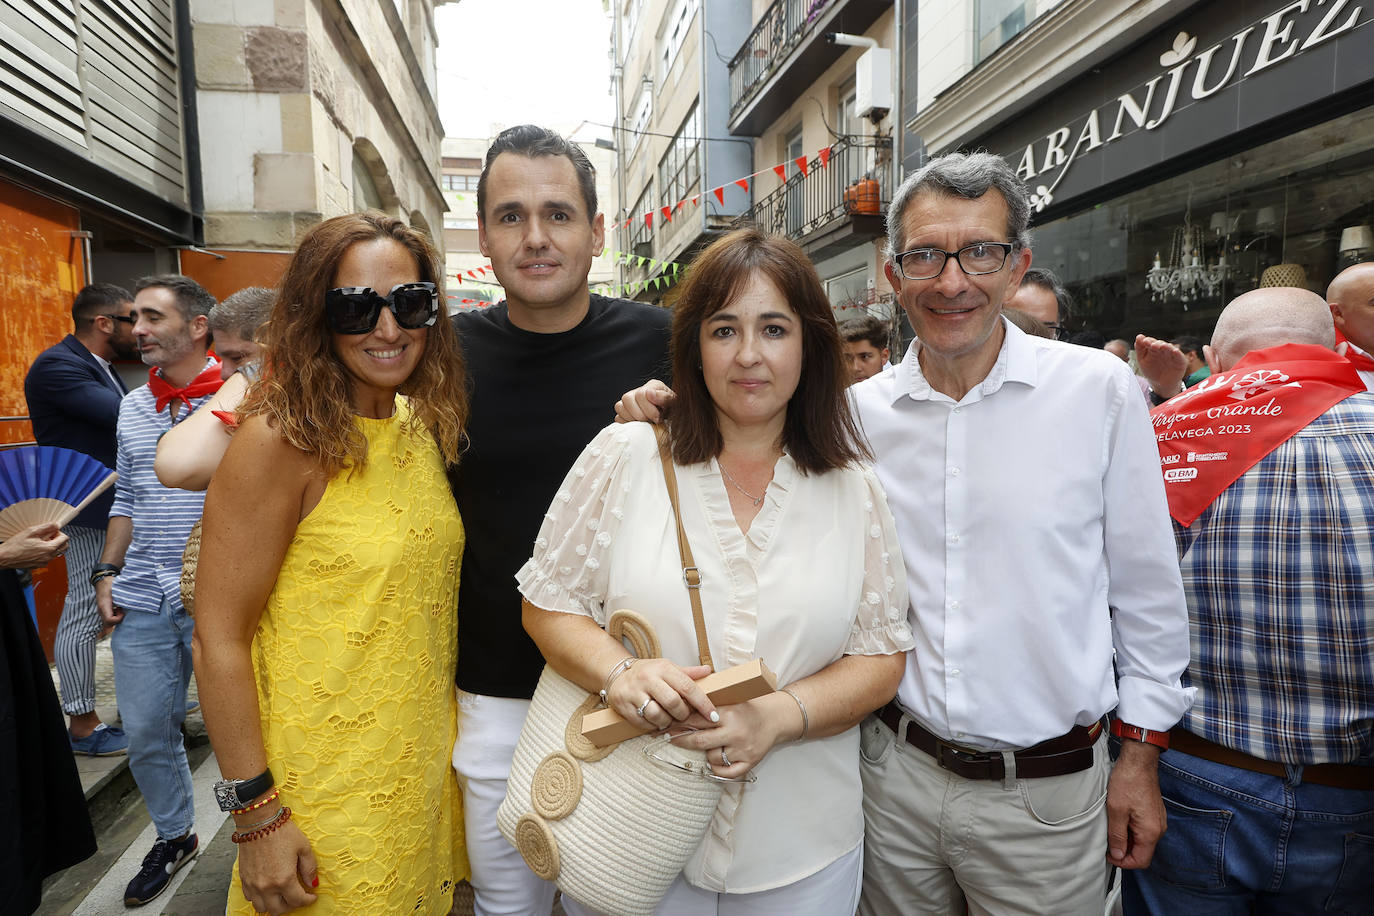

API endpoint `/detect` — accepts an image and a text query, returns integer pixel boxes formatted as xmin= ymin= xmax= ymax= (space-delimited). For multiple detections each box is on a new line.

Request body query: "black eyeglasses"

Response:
xmin=102 ymin=314 xmax=135 ymax=324
xmin=893 ymin=242 xmax=1016 ymax=280
xmin=324 ymin=282 xmax=440 ymax=334
xmin=1044 ymin=323 xmax=1068 ymax=341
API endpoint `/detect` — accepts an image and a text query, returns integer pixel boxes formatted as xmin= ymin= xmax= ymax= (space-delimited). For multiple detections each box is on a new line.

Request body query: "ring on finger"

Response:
xmin=720 ymin=748 xmax=732 ymax=767
xmin=636 ymin=698 xmax=654 ymax=718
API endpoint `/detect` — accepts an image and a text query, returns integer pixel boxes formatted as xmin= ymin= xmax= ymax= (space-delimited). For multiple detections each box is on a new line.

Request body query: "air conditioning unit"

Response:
xmin=856 ymin=48 xmax=892 ymax=123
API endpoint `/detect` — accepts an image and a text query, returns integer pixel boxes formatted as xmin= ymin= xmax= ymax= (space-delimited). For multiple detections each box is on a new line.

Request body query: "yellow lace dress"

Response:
xmin=227 ymin=397 xmax=468 ymax=914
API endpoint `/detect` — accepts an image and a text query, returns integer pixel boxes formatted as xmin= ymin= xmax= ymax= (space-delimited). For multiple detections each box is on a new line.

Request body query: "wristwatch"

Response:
xmin=214 ymin=768 xmax=275 ymax=811
xmin=89 ymin=562 xmax=122 ymax=587
xmin=1110 ymin=719 xmax=1170 ymax=750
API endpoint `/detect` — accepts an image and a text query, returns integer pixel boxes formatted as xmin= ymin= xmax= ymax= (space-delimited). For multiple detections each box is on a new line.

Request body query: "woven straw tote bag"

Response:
xmin=498 ymin=429 xmax=740 ymax=915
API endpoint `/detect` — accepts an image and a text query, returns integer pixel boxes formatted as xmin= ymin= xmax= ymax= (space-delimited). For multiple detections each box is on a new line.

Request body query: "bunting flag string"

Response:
xmin=447 ymin=144 xmax=838 ymax=249
xmin=445 ymin=250 xmax=689 ymax=304
xmin=615 ymin=144 xmax=837 ymax=235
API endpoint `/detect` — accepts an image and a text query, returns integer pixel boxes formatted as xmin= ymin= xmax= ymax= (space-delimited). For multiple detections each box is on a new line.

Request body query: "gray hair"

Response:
xmin=885 ymin=151 xmax=1032 ymax=261
xmin=208 ymin=286 xmax=275 ymax=341
xmin=134 ymin=274 xmax=216 ymax=321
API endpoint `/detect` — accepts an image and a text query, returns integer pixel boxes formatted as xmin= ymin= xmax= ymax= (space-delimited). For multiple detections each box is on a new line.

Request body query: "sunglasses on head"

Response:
xmin=324 ymin=282 xmax=440 ymax=334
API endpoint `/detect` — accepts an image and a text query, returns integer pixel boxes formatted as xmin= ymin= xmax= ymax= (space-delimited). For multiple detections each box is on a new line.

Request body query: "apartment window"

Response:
xmin=628 ymin=82 xmax=652 ymax=157
xmin=622 ymin=0 xmax=643 ymax=46
xmin=629 ymin=187 xmax=653 ymax=252
xmin=659 ymin=0 xmax=696 ymax=79
xmin=658 ymin=103 xmax=701 ymax=211
xmin=442 ymin=174 xmax=479 ymax=191
xmin=975 ymin=0 xmax=1034 ymax=63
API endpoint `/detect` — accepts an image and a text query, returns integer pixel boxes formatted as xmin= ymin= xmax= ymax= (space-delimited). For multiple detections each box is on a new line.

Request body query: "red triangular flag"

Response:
xmin=772 ymin=164 xmax=787 ymax=182
xmin=676 ymin=198 xmax=687 ymax=212
xmin=735 ymin=178 xmax=750 ymax=191
xmin=692 ymin=194 xmax=701 ymax=207
xmin=661 ymin=205 xmax=672 ymax=223
xmin=645 ymin=212 xmax=653 ymax=229
xmin=818 ymin=147 xmax=831 ymax=168
xmin=795 ymin=155 xmax=809 ymax=177
xmin=712 ymin=187 xmax=725 ymax=205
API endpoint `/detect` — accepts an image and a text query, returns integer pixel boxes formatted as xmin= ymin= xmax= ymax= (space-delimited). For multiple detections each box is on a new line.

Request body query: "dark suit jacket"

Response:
xmin=23 ymin=335 xmax=127 ymax=529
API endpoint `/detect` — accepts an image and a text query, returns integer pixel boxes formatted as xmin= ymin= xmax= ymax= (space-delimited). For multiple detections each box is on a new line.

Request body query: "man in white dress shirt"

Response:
xmin=1327 ymin=261 xmax=1374 ymax=390
xmin=853 ymin=152 xmax=1194 ymax=915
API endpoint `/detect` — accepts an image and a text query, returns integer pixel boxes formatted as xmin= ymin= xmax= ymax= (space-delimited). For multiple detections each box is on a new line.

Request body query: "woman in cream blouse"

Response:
xmin=518 ymin=227 xmax=913 ymax=914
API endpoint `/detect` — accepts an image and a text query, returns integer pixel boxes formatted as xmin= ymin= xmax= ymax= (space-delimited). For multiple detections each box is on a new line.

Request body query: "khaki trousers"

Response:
xmin=858 ymin=712 xmax=1111 ymax=916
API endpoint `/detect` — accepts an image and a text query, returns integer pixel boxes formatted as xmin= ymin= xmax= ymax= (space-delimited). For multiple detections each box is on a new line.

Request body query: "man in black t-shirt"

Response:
xmin=450 ymin=125 xmax=671 ymax=915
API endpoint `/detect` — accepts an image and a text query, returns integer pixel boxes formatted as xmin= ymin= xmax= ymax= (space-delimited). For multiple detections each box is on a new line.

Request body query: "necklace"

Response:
xmin=719 ymin=463 xmax=766 ymax=506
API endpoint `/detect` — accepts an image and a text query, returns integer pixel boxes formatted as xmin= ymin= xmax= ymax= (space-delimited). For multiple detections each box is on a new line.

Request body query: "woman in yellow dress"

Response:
xmin=192 ymin=212 xmax=470 ymax=914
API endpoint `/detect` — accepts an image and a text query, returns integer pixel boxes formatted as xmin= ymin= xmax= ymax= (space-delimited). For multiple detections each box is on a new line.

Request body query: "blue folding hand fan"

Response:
xmin=0 ymin=446 xmax=118 ymax=541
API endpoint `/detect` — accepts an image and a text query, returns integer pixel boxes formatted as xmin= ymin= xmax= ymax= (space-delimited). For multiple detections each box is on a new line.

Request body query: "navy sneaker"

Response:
xmin=124 ymin=833 xmax=198 ymax=906
xmin=69 ymin=724 xmax=129 ymax=757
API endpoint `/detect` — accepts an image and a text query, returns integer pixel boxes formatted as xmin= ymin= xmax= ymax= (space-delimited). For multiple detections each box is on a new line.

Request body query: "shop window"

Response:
xmin=1025 ymin=109 xmax=1374 ymax=341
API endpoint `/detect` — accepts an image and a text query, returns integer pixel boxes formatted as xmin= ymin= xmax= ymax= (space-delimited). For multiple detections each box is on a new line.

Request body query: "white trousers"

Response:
xmin=452 ymin=689 xmax=556 ymax=916
xmin=561 ymin=843 xmax=863 ymax=916
xmin=858 ymin=712 xmax=1110 ymax=916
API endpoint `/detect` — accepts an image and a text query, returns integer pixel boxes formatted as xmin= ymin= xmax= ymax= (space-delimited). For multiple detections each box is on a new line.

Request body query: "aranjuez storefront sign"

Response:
xmin=972 ymin=0 xmax=1374 ymax=215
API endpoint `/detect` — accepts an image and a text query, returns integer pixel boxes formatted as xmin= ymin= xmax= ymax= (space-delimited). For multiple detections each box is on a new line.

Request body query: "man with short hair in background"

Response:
xmin=95 ymin=274 xmax=221 ymax=907
xmin=1006 ymin=265 xmax=1071 ymax=339
xmin=207 ymin=286 xmax=273 ymax=380
xmin=1327 ymin=261 xmax=1374 ymax=390
xmin=24 ymin=282 xmax=138 ymax=756
xmin=1171 ymin=334 xmax=1211 ymax=386
xmin=450 ymin=124 xmax=671 ymax=915
xmin=1128 ymin=287 xmax=1374 ymax=913
xmin=839 ymin=313 xmax=892 ymax=384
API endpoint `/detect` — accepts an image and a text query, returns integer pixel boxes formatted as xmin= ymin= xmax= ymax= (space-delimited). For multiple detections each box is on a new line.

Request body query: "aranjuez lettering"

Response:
xmin=1015 ymin=0 xmax=1363 ymax=211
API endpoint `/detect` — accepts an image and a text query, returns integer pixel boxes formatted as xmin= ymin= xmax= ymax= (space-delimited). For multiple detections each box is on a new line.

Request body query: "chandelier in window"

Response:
xmin=1146 ymin=209 xmax=1230 ymax=307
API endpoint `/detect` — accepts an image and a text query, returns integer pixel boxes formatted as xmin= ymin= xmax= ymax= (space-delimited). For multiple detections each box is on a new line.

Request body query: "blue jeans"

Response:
xmin=111 ymin=595 xmax=195 ymax=839
xmin=1123 ymin=748 xmax=1374 ymax=915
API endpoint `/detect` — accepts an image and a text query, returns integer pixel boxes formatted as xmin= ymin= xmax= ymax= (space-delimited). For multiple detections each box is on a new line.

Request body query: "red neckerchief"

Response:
xmin=210 ymin=410 xmax=239 ymax=429
xmin=148 ymin=363 xmax=224 ymax=413
xmin=1150 ymin=344 xmax=1365 ymax=527
xmin=1336 ymin=330 xmax=1374 ymax=373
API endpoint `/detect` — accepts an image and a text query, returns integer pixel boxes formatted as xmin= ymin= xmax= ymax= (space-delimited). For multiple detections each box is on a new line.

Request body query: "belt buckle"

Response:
xmin=935 ymin=738 xmax=990 ymax=774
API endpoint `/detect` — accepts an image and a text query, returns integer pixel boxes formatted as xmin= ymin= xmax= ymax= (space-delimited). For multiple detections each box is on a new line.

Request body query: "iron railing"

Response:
xmin=734 ymin=135 xmax=892 ymax=241
xmin=728 ymin=0 xmax=835 ymax=120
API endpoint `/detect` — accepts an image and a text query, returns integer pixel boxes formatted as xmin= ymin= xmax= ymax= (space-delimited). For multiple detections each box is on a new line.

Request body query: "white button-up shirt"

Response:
xmin=851 ymin=320 xmax=1194 ymax=750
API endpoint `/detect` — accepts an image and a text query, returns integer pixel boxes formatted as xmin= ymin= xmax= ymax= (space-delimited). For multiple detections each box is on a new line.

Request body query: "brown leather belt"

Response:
xmin=1170 ymin=729 xmax=1374 ymax=791
xmin=877 ymin=702 xmax=1101 ymax=780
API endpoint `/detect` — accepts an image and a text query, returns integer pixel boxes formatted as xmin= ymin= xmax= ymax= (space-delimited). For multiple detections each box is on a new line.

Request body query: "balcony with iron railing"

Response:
xmin=727 ymin=0 xmax=890 ymax=136
xmin=734 ymin=135 xmax=892 ymax=260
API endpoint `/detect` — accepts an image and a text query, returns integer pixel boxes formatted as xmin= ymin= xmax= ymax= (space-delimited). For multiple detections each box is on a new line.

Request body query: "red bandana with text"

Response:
xmin=1150 ymin=344 xmax=1365 ymax=527
xmin=148 ymin=363 xmax=224 ymax=413
xmin=1336 ymin=330 xmax=1374 ymax=373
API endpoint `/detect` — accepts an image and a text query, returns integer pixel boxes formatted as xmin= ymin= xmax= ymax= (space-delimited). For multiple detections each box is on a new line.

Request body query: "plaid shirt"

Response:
xmin=1175 ymin=392 xmax=1374 ymax=765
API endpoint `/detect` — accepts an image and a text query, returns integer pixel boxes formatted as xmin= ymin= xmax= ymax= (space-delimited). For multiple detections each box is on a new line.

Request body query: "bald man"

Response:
xmin=1327 ymin=261 xmax=1374 ymax=390
xmin=1126 ymin=287 xmax=1374 ymax=914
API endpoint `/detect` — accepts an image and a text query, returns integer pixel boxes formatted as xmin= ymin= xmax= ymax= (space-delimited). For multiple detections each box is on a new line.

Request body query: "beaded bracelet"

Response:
xmin=231 ymin=806 xmax=292 ymax=844
xmin=231 ymin=787 xmax=280 ymax=816
xmin=233 ymin=808 xmax=284 ymax=832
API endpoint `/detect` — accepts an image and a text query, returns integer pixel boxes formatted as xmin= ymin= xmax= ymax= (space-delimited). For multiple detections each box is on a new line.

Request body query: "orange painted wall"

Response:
xmin=0 ymin=181 xmax=86 ymax=659
xmin=179 ymin=248 xmax=291 ymax=303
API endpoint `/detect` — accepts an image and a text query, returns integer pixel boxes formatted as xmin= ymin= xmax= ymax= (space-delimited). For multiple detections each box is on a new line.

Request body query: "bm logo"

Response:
xmin=1164 ymin=467 xmax=1199 ymax=482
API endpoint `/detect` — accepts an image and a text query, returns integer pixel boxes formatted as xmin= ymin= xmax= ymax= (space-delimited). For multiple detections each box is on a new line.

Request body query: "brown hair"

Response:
xmin=238 ymin=211 xmax=468 ymax=477
xmin=667 ymin=227 xmax=869 ymax=473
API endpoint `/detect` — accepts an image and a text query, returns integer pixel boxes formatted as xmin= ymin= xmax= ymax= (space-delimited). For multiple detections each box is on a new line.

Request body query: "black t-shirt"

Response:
xmin=451 ymin=296 xmax=672 ymax=697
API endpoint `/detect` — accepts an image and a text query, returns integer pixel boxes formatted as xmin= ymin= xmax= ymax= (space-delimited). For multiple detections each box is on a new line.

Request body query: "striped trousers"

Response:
xmin=53 ymin=524 xmax=106 ymax=716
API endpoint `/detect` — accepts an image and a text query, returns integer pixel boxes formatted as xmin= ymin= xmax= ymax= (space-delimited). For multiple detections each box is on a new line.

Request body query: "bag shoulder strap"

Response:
xmin=655 ymin=425 xmax=714 ymax=671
